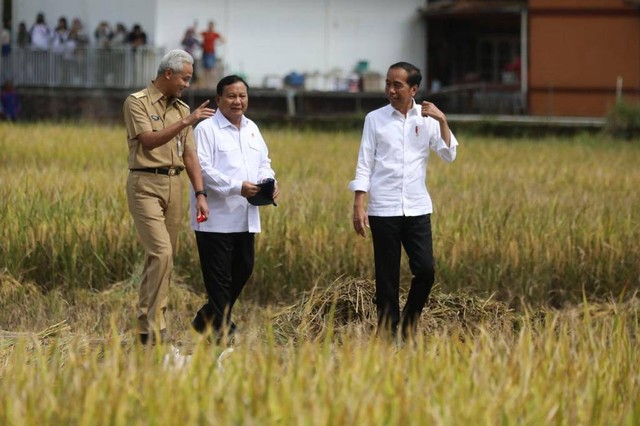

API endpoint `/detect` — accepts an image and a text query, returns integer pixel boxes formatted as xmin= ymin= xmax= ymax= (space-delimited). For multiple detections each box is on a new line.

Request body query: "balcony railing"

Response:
xmin=0 ymin=46 xmax=526 ymax=115
xmin=0 ymin=46 xmax=165 ymax=89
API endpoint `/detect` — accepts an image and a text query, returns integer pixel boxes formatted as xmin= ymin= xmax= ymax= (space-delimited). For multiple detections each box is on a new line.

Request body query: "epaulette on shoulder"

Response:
xmin=132 ymin=90 xmax=147 ymax=99
xmin=175 ymin=98 xmax=189 ymax=109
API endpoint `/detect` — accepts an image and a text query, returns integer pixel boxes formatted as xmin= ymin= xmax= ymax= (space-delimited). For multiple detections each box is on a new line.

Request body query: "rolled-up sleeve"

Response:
xmin=431 ymin=122 xmax=458 ymax=163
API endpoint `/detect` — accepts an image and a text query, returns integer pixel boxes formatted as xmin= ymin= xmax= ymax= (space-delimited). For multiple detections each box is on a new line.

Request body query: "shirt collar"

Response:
xmin=388 ymin=99 xmax=418 ymax=117
xmin=147 ymin=82 xmax=166 ymax=105
xmin=147 ymin=81 xmax=180 ymax=108
xmin=214 ymin=109 xmax=247 ymax=129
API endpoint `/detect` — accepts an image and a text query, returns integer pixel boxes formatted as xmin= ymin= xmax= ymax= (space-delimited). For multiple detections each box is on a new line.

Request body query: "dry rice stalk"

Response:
xmin=270 ymin=277 xmax=516 ymax=341
xmin=0 ymin=319 xmax=71 ymax=353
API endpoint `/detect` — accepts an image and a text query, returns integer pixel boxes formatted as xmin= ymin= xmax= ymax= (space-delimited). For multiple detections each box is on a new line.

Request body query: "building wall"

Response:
xmin=529 ymin=0 xmax=633 ymax=10
xmin=529 ymin=0 xmax=640 ymax=116
xmin=14 ymin=0 xmax=426 ymax=88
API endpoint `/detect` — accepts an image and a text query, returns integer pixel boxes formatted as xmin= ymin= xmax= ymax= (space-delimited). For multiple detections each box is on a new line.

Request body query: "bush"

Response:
xmin=604 ymin=100 xmax=640 ymax=139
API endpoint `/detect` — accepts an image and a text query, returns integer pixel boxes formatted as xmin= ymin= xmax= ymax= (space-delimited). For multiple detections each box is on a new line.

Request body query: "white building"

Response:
xmin=11 ymin=0 xmax=427 ymax=88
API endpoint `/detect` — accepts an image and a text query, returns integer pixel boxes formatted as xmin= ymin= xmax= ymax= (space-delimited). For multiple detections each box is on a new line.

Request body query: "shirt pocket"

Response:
xmin=247 ymin=139 xmax=262 ymax=152
xmin=216 ymin=140 xmax=243 ymax=170
xmin=412 ymin=124 xmax=430 ymax=156
xmin=246 ymin=139 xmax=264 ymax=167
xmin=150 ymin=115 xmax=164 ymax=132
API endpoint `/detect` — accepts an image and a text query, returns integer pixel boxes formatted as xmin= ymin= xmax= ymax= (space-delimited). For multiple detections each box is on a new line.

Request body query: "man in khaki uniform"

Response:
xmin=123 ymin=49 xmax=215 ymax=345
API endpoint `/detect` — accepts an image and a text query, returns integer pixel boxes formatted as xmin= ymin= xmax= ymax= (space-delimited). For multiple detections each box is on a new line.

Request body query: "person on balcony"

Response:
xmin=69 ymin=19 xmax=89 ymax=48
xmin=16 ymin=22 xmax=31 ymax=48
xmin=94 ymin=21 xmax=113 ymax=49
xmin=30 ymin=12 xmax=50 ymax=50
xmin=200 ymin=21 xmax=224 ymax=88
xmin=128 ymin=24 xmax=147 ymax=52
xmin=181 ymin=26 xmax=201 ymax=84
xmin=111 ymin=23 xmax=128 ymax=47
xmin=51 ymin=16 xmax=69 ymax=54
xmin=1 ymin=21 xmax=11 ymax=58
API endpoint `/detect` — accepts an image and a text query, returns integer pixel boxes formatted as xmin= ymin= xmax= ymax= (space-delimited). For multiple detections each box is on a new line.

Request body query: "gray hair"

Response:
xmin=157 ymin=49 xmax=193 ymax=75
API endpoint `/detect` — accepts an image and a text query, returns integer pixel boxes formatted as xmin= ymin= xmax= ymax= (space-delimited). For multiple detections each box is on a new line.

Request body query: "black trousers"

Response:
xmin=369 ymin=215 xmax=435 ymax=339
xmin=193 ymin=231 xmax=255 ymax=335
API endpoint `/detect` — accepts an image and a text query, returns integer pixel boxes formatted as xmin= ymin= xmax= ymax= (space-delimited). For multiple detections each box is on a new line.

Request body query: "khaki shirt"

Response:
xmin=123 ymin=82 xmax=196 ymax=169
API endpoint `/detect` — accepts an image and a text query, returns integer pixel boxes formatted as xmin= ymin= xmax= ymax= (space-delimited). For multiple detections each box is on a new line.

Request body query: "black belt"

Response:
xmin=130 ymin=168 xmax=183 ymax=176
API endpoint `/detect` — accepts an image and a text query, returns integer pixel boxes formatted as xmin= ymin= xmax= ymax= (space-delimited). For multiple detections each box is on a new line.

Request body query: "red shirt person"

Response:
xmin=201 ymin=21 xmax=224 ymax=70
xmin=200 ymin=21 xmax=224 ymax=87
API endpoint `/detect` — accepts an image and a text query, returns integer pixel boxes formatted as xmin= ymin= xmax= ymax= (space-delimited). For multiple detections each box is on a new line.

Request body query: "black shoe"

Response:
xmin=191 ymin=313 xmax=208 ymax=334
xmin=139 ymin=333 xmax=150 ymax=345
xmin=139 ymin=329 xmax=168 ymax=346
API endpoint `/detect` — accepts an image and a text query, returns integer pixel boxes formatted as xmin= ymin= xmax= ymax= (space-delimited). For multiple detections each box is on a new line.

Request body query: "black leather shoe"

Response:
xmin=139 ymin=333 xmax=150 ymax=345
xmin=139 ymin=329 xmax=168 ymax=345
xmin=191 ymin=313 xmax=208 ymax=334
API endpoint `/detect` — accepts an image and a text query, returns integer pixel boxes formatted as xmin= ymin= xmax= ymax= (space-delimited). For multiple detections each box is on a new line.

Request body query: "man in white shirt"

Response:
xmin=349 ymin=62 xmax=458 ymax=342
xmin=190 ymin=74 xmax=279 ymax=343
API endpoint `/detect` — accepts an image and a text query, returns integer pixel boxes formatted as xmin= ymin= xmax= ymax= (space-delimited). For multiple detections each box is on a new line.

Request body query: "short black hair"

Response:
xmin=388 ymin=62 xmax=422 ymax=88
xmin=216 ymin=75 xmax=249 ymax=96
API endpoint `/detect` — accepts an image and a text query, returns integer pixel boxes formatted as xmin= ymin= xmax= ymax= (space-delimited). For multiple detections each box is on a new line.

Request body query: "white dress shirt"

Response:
xmin=30 ymin=24 xmax=51 ymax=50
xmin=191 ymin=110 xmax=275 ymax=233
xmin=348 ymin=101 xmax=458 ymax=217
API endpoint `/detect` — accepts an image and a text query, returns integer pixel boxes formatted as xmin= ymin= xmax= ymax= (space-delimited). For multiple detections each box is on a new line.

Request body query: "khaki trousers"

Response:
xmin=126 ymin=171 xmax=183 ymax=336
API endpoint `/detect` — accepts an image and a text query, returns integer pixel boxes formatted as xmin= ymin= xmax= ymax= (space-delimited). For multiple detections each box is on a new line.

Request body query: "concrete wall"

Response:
xmin=16 ymin=87 xmax=389 ymax=126
xmin=14 ymin=0 xmax=426 ymax=88
xmin=528 ymin=0 xmax=640 ymax=116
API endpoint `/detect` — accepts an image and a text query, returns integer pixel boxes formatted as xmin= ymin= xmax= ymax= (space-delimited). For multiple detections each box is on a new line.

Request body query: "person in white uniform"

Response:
xmin=349 ymin=62 xmax=458 ymax=342
xmin=190 ymin=74 xmax=279 ymax=343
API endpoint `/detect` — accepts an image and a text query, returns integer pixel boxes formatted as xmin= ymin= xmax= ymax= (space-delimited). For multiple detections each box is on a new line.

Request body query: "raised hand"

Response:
xmin=421 ymin=101 xmax=446 ymax=123
xmin=187 ymin=99 xmax=216 ymax=124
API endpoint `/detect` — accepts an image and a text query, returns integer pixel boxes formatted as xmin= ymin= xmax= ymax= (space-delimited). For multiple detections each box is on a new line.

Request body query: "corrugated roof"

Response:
xmin=421 ymin=0 xmax=526 ymax=16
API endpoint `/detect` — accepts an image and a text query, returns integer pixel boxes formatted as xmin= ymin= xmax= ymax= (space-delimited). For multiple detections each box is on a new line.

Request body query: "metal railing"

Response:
xmin=0 ymin=46 xmax=165 ymax=89
xmin=0 ymin=47 xmax=527 ymax=116
xmin=424 ymin=83 xmax=526 ymax=115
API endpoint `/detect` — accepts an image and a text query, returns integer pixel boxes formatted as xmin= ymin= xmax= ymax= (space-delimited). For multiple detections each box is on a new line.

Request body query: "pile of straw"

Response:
xmin=270 ymin=277 xmax=516 ymax=341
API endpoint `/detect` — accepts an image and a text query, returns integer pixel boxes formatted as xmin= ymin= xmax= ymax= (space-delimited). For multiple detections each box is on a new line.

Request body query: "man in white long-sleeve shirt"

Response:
xmin=190 ymin=74 xmax=279 ymax=343
xmin=349 ymin=62 xmax=458 ymax=341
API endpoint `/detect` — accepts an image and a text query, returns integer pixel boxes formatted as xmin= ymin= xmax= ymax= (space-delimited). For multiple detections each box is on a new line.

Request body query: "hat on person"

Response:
xmin=248 ymin=178 xmax=277 ymax=206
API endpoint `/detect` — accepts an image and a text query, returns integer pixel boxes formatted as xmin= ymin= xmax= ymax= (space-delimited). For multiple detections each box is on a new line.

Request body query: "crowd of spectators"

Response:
xmin=8 ymin=12 xmax=150 ymax=53
xmin=0 ymin=11 xmax=228 ymax=107
xmin=0 ymin=12 xmax=154 ymax=120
